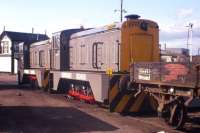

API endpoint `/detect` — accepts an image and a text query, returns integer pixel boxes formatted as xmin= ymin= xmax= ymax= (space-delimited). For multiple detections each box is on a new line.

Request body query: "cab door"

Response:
xmin=92 ymin=42 xmax=104 ymax=70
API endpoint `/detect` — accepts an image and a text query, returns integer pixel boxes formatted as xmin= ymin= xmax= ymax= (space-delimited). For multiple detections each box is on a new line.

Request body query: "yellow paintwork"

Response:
xmin=106 ymin=68 xmax=113 ymax=76
xmin=109 ymin=83 xmax=119 ymax=103
xmin=115 ymin=95 xmax=130 ymax=112
xmin=120 ymin=19 xmax=160 ymax=72
xmin=129 ymin=92 xmax=146 ymax=112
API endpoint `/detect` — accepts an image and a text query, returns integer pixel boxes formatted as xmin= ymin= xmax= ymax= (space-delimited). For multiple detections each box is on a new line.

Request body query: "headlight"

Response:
xmin=24 ymin=70 xmax=29 ymax=74
xmin=169 ymin=87 xmax=174 ymax=93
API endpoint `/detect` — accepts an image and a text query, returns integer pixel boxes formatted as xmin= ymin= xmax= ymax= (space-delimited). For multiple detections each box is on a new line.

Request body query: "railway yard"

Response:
xmin=0 ymin=12 xmax=200 ymax=133
xmin=0 ymin=73 xmax=199 ymax=133
xmin=0 ymin=0 xmax=200 ymax=133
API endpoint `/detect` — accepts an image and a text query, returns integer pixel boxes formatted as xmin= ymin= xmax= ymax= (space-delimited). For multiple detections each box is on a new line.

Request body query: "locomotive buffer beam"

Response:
xmin=108 ymin=75 xmax=147 ymax=114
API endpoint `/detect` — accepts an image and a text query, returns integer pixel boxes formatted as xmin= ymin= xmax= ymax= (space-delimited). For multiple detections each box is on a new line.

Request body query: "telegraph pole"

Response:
xmin=120 ymin=0 xmax=123 ymax=22
xmin=115 ymin=0 xmax=127 ymax=22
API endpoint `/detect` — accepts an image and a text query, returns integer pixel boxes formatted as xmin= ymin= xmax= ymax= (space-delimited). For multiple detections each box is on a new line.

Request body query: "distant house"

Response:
xmin=161 ymin=48 xmax=190 ymax=62
xmin=0 ymin=31 xmax=49 ymax=74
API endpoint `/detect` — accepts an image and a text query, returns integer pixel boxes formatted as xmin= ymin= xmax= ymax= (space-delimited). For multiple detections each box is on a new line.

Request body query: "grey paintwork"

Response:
xmin=69 ymin=29 xmax=121 ymax=72
xmin=30 ymin=40 xmax=51 ymax=69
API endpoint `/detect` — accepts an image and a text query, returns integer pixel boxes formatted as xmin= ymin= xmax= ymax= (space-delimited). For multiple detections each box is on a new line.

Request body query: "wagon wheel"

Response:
xmin=164 ymin=102 xmax=187 ymax=129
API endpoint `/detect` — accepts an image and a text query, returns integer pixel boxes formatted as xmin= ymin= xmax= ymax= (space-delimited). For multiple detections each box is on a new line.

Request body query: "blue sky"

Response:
xmin=0 ymin=0 xmax=200 ymax=54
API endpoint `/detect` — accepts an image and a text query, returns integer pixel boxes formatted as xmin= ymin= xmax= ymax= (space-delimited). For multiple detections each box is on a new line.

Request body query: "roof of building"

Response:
xmin=0 ymin=31 xmax=49 ymax=44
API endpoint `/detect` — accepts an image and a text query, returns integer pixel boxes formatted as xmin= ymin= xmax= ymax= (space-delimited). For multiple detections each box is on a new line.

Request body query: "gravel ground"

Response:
xmin=0 ymin=73 xmax=199 ymax=133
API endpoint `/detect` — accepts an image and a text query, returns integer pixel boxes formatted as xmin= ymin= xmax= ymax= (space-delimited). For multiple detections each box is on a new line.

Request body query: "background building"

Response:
xmin=161 ymin=48 xmax=190 ymax=62
xmin=0 ymin=31 xmax=49 ymax=74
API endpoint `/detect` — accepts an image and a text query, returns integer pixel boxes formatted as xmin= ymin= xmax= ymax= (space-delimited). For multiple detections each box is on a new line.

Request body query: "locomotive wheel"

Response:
xmin=30 ymin=79 xmax=39 ymax=89
xmin=164 ymin=102 xmax=187 ymax=129
xmin=48 ymin=88 xmax=55 ymax=94
xmin=17 ymin=72 xmax=22 ymax=85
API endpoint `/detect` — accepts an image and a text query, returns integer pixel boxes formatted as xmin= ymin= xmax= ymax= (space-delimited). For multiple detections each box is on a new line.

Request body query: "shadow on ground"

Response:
xmin=0 ymin=106 xmax=118 ymax=133
xmin=0 ymin=84 xmax=35 ymax=91
xmin=0 ymin=84 xmax=20 ymax=90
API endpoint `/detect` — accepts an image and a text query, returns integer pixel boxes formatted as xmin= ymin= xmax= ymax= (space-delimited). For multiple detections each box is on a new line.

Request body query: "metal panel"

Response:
xmin=30 ymin=40 xmax=51 ymax=69
xmin=51 ymin=29 xmax=85 ymax=71
xmin=69 ymin=29 xmax=121 ymax=72
xmin=130 ymin=34 xmax=153 ymax=62
xmin=51 ymin=70 xmax=110 ymax=102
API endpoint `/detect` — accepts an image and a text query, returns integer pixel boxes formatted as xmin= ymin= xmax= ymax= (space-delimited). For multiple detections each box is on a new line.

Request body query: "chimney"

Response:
xmin=32 ymin=28 xmax=34 ymax=33
xmin=80 ymin=25 xmax=84 ymax=30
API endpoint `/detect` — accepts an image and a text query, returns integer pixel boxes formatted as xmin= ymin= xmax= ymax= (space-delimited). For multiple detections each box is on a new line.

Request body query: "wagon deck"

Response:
xmin=132 ymin=62 xmax=200 ymax=96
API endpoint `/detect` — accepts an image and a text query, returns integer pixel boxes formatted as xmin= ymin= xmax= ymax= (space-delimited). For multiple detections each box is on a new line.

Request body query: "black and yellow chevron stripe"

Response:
xmin=109 ymin=75 xmax=146 ymax=113
xmin=42 ymin=69 xmax=50 ymax=89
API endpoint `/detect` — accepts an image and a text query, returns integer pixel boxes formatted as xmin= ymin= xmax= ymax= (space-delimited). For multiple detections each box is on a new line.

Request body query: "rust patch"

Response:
xmin=163 ymin=64 xmax=189 ymax=82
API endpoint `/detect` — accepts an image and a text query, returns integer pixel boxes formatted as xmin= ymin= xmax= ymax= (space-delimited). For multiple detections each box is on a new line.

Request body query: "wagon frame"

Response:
xmin=130 ymin=62 xmax=200 ymax=129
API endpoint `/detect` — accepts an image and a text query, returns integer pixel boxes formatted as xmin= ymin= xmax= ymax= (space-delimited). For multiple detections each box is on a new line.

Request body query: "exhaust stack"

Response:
xmin=125 ymin=14 xmax=140 ymax=20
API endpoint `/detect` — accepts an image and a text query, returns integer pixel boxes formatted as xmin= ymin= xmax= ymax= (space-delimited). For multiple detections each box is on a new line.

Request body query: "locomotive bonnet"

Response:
xmin=69 ymin=14 xmax=160 ymax=73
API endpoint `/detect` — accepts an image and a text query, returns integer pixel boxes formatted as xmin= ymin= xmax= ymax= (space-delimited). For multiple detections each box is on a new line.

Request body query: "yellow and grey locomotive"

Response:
xmin=18 ymin=15 xmax=200 ymax=129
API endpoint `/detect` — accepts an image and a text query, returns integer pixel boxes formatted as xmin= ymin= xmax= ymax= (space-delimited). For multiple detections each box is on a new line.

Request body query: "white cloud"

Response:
xmin=177 ymin=8 xmax=193 ymax=18
xmin=160 ymin=14 xmax=200 ymax=55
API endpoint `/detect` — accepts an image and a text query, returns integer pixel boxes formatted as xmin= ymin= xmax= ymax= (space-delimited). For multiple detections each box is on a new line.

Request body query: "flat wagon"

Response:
xmin=130 ymin=62 xmax=200 ymax=129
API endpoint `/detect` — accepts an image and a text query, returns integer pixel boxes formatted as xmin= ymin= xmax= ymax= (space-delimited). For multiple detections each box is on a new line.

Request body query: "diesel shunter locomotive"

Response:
xmin=18 ymin=14 xmax=200 ymax=129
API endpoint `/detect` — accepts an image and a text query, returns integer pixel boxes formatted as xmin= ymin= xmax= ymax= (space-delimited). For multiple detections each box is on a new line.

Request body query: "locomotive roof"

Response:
xmin=52 ymin=28 xmax=81 ymax=35
xmin=70 ymin=22 xmax=122 ymax=39
xmin=30 ymin=39 xmax=51 ymax=47
xmin=52 ymin=28 xmax=87 ymax=37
